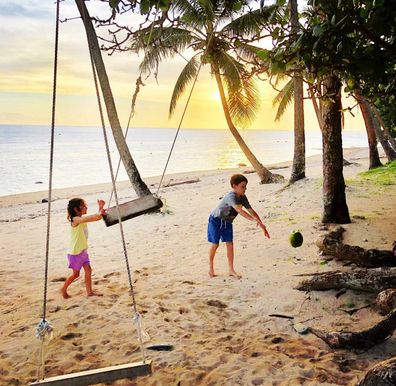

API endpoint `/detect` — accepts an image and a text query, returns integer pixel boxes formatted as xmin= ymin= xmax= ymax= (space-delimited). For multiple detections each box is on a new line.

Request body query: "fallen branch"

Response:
xmin=358 ymin=357 xmax=396 ymax=386
xmin=309 ymin=309 xmax=396 ymax=350
xmin=295 ymin=268 xmax=396 ymax=293
xmin=163 ymin=178 xmax=200 ymax=188
xmin=316 ymin=226 xmax=396 ymax=268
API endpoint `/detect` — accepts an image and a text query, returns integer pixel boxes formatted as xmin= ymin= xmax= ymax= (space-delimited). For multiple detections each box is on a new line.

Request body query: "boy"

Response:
xmin=208 ymin=174 xmax=270 ymax=278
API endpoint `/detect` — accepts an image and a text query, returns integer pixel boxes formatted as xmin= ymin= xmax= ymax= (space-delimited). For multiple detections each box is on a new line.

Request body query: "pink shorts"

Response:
xmin=67 ymin=250 xmax=90 ymax=270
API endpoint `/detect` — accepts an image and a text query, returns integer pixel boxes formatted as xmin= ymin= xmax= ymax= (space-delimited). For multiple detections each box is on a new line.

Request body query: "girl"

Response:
xmin=61 ymin=198 xmax=106 ymax=298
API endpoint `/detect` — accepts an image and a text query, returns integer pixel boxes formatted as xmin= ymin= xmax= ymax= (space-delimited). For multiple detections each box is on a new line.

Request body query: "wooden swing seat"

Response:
xmin=30 ymin=360 xmax=152 ymax=386
xmin=103 ymin=195 xmax=163 ymax=227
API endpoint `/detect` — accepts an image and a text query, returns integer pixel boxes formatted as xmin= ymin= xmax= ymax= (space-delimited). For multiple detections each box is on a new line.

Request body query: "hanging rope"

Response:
xmin=156 ymin=61 xmax=203 ymax=195
xmin=155 ymin=19 xmax=221 ymax=195
xmin=84 ymin=15 xmax=147 ymax=362
xmin=35 ymin=0 xmax=60 ymax=380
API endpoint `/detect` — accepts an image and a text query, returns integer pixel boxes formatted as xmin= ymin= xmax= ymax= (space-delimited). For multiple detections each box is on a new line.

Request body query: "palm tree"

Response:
xmin=75 ymin=0 xmax=151 ymax=197
xmin=288 ymin=0 xmax=305 ymax=183
xmin=321 ymin=74 xmax=350 ymax=224
xmin=130 ymin=0 xmax=282 ymax=183
xmin=354 ymin=89 xmax=382 ymax=169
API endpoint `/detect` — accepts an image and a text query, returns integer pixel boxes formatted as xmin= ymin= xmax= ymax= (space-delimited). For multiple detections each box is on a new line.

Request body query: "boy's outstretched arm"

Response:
xmin=248 ymin=208 xmax=271 ymax=239
xmin=233 ymin=206 xmax=270 ymax=239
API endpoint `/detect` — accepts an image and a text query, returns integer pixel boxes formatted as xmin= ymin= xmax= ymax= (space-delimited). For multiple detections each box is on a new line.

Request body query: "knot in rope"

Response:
xmin=35 ymin=319 xmax=54 ymax=341
xmin=133 ymin=312 xmax=151 ymax=343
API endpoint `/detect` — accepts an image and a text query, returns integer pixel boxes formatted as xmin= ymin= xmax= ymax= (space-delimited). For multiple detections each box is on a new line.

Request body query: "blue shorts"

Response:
xmin=207 ymin=215 xmax=233 ymax=244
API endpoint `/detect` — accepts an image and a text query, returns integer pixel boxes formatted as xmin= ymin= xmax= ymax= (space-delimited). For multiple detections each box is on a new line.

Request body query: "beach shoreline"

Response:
xmin=0 ymin=146 xmax=367 ymax=208
xmin=2 ymin=146 xmax=395 ymax=385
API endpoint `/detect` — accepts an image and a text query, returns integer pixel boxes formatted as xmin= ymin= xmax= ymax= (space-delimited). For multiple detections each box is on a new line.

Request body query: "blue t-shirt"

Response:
xmin=211 ymin=192 xmax=251 ymax=223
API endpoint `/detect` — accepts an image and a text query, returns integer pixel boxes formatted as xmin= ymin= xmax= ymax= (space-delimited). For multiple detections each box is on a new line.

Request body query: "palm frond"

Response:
xmin=131 ymin=27 xmax=195 ymax=74
xmin=222 ymin=5 xmax=277 ymax=37
xmin=172 ymin=0 xmax=213 ymax=27
xmin=272 ymin=78 xmax=294 ymax=121
xmin=227 ymin=74 xmax=260 ymax=127
xmin=234 ymin=43 xmax=263 ymax=62
xmin=214 ymin=51 xmax=260 ymax=126
xmin=215 ymin=51 xmax=243 ymax=93
xmin=273 ymin=73 xmax=289 ymax=88
xmin=169 ymin=55 xmax=201 ymax=117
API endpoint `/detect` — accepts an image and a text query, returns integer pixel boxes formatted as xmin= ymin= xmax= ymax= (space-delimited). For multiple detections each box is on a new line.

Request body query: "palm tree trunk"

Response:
xmin=354 ymin=90 xmax=382 ymax=169
xmin=321 ymin=75 xmax=350 ymax=224
xmin=371 ymin=105 xmax=396 ymax=151
xmin=289 ymin=0 xmax=305 ymax=183
xmin=212 ymin=65 xmax=277 ymax=184
xmin=309 ymin=85 xmax=323 ymax=131
xmin=75 ymin=0 xmax=151 ymax=197
xmin=369 ymin=107 xmax=396 ymax=161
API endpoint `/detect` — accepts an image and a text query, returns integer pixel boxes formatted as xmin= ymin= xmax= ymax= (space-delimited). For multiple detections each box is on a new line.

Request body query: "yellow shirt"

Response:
xmin=68 ymin=223 xmax=88 ymax=255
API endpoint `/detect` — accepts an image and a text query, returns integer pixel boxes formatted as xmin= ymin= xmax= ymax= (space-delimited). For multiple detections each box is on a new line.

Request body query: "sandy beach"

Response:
xmin=1 ymin=147 xmax=395 ymax=386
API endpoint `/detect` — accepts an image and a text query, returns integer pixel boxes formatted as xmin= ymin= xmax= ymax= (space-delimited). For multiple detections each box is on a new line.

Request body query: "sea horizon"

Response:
xmin=0 ymin=124 xmax=369 ymax=197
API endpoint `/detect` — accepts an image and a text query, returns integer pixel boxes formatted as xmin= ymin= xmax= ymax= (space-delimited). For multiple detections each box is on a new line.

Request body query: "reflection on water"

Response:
xmin=216 ymin=136 xmax=247 ymax=169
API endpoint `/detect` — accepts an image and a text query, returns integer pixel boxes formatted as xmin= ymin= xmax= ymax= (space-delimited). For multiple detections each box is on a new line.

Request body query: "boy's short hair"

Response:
xmin=230 ymin=174 xmax=248 ymax=187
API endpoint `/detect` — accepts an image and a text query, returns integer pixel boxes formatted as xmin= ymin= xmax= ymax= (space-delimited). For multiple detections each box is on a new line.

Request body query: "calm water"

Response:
xmin=0 ymin=125 xmax=368 ymax=197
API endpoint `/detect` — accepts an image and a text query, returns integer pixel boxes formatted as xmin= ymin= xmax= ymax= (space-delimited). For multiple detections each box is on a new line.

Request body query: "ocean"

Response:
xmin=0 ymin=125 xmax=368 ymax=197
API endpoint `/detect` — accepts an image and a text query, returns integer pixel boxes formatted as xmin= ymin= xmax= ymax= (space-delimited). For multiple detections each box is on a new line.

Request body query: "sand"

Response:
xmin=1 ymin=147 xmax=395 ymax=386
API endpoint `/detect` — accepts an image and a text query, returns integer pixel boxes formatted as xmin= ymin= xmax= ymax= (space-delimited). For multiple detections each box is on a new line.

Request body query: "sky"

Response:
xmin=0 ymin=0 xmax=365 ymax=131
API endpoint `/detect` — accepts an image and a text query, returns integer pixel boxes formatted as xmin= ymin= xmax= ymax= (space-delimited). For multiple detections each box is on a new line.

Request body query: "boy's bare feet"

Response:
xmin=61 ymin=288 xmax=71 ymax=299
xmin=209 ymin=270 xmax=217 ymax=277
xmin=229 ymin=270 xmax=242 ymax=279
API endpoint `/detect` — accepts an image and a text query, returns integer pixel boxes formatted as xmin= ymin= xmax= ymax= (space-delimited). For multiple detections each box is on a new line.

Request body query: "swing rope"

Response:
xmin=156 ymin=60 xmax=203 ymax=196
xmin=35 ymin=0 xmax=60 ymax=380
xmin=81 ymin=7 xmax=147 ymax=363
xmin=155 ymin=19 xmax=221 ymax=195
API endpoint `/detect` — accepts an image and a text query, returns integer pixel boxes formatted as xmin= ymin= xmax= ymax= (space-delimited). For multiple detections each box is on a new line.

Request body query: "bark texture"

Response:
xmin=358 ymin=357 xmax=396 ymax=386
xmin=321 ymin=75 xmax=350 ymax=223
xmin=289 ymin=0 xmax=305 ymax=184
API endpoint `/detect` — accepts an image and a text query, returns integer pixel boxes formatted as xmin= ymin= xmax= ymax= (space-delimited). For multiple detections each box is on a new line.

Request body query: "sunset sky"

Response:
xmin=0 ymin=1 xmax=365 ymax=131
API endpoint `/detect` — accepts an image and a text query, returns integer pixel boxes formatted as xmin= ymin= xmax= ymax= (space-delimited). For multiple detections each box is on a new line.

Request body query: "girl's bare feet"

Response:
xmin=87 ymin=291 xmax=103 ymax=297
xmin=229 ymin=270 xmax=242 ymax=279
xmin=61 ymin=288 xmax=71 ymax=299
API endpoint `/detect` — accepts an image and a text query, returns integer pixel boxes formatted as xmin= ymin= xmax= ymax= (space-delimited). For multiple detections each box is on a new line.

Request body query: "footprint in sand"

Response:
xmin=60 ymin=332 xmax=82 ymax=340
xmin=103 ymin=272 xmax=121 ymax=279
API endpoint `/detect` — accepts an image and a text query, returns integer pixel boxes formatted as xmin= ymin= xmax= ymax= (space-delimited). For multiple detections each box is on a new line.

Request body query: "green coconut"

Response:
xmin=289 ymin=231 xmax=303 ymax=248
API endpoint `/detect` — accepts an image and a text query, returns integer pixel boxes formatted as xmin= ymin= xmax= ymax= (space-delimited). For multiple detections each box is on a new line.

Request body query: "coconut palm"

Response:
xmin=130 ymin=0 xmax=282 ymax=183
xmin=288 ymin=0 xmax=305 ymax=183
xmin=76 ymin=0 xmax=151 ymax=197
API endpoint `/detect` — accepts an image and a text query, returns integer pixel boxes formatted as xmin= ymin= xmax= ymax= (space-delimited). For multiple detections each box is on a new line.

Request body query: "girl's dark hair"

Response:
xmin=67 ymin=198 xmax=85 ymax=223
xmin=230 ymin=174 xmax=248 ymax=187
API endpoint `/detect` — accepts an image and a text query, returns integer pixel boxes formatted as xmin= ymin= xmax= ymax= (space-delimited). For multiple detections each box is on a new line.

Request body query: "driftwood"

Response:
xmin=309 ymin=310 xmax=396 ymax=350
xmin=163 ymin=178 xmax=200 ymax=188
xmin=316 ymin=227 xmax=396 ymax=268
xmin=358 ymin=357 xmax=396 ymax=386
xmin=296 ymin=268 xmax=396 ymax=293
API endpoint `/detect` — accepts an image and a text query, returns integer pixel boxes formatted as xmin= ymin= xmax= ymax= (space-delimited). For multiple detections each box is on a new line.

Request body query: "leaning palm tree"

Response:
xmin=130 ymin=0 xmax=282 ymax=183
xmin=76 ymin=0 xmax=151 ymax=197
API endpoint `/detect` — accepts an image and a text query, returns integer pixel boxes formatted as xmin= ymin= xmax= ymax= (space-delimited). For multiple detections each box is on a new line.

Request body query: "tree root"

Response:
xmin=316 ymin=226 xmax=396 ymax=268
xmin=309 ymin=310 xmax=396 ymax=350
xmin=295 ymin=268 xmax=396 ymax=293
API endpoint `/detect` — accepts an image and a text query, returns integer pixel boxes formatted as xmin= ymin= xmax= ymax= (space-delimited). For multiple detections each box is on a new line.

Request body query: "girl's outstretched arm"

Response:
xmin=72 ymin=212 xmax=102 ymax=225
